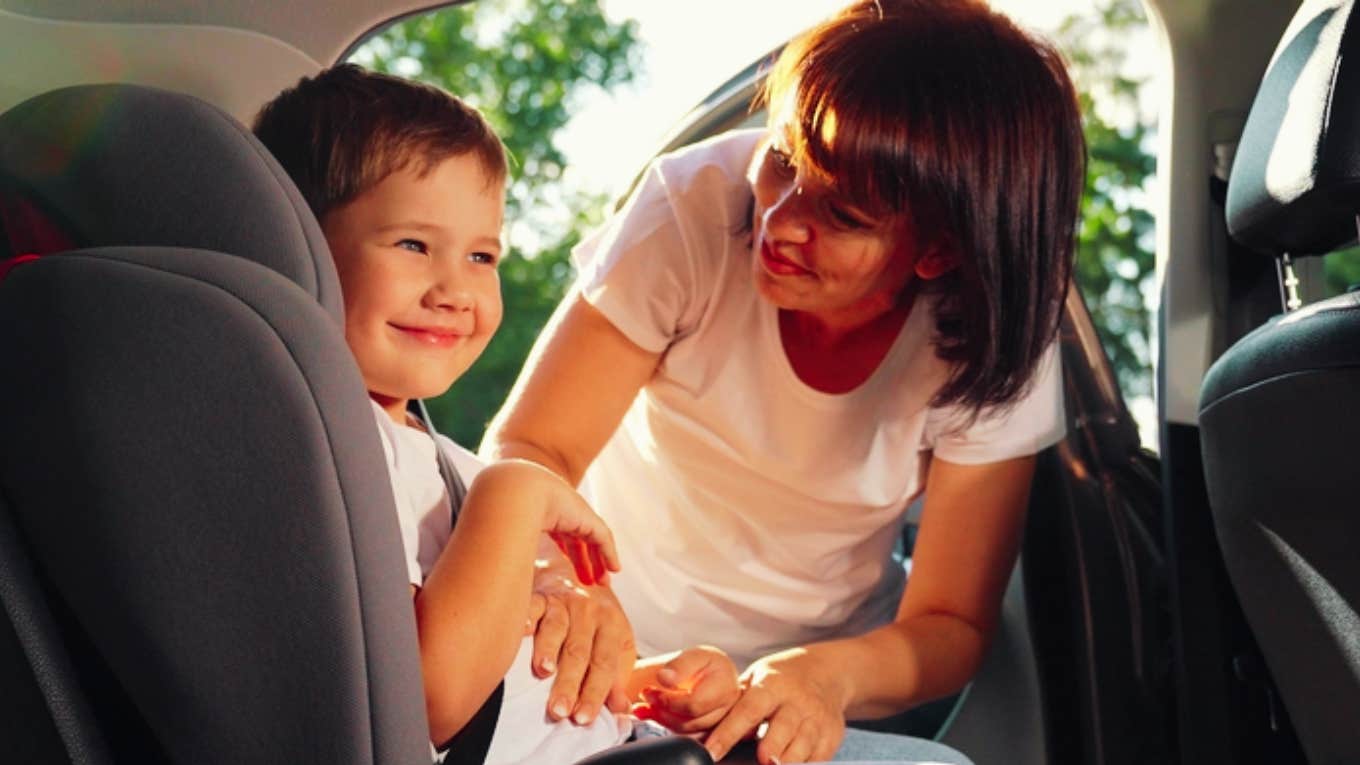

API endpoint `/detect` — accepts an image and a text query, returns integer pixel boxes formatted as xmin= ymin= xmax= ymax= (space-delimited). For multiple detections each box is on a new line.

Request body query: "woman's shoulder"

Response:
xmin=648 ymin=128 xmax=764 ymax=211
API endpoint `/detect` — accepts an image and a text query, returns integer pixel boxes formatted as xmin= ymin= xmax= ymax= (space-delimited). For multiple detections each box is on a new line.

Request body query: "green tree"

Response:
xmin=1324 ymin=248 xmax=1360 ymax=295
xmin=1055 ymin=0 xmax=1158 ymax=402
xmin=350 ymin=0 xmax=641 ymax=446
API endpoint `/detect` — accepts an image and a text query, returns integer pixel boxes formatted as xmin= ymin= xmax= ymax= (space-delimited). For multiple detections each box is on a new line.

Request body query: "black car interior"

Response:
xmin=1201 ymin=0 xmax=1360 ymax=763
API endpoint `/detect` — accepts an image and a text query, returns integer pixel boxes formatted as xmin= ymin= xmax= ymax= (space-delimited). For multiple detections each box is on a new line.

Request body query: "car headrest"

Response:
xmin=0 ymin=83 xmax=341 ymax=323
xmin=1226 ymin=0 xmax=1360 ymax=257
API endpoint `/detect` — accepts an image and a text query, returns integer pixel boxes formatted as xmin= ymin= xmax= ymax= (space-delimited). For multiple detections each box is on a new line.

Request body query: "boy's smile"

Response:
xmin=321 ymin=153 xmax=505 ymax=423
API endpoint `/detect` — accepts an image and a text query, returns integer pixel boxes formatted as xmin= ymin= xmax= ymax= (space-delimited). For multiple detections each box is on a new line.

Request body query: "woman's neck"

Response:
xmin=778 ymin=289 xmax=919 ymax=393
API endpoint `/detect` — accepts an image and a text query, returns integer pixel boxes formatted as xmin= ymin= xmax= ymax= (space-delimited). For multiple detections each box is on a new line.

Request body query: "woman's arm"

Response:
xmin=703 ymin=453 xmax=1036 ymax=764
xmin=480 ymin=292 xmax=662 ymax=722
xmin=482 ymin=292 xmax=662 ymax=485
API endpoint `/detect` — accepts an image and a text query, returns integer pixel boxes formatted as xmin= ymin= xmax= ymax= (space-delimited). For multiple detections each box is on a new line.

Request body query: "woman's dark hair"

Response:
xmin=252 ymin=63 xmax=507 ymax=222
xmin=759 ymin=0 xmax=1085 ymax=414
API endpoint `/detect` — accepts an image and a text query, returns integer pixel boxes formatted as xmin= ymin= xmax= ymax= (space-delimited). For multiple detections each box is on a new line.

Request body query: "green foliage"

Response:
xmin=351 ymin=0 xmax=641 ymax=446
xmin=1055 ymin=0 xmax=1158 ymax=401
xmin=1324 ymin=247 xmax=1360 ymax=295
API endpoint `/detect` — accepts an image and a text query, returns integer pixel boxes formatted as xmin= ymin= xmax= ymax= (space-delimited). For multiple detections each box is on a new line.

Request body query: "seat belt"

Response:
xmin=406 ymin=399 xmax=502 ymax=764
xmin=409 ymin=399 xmax=468 ymax=523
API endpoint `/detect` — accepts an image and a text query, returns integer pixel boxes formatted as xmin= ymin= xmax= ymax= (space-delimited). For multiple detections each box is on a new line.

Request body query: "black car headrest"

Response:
xmin=1227 ymin=0 xmax=1360 ymax=257
xmin=0 ymin=83 xmax=341 ymax=322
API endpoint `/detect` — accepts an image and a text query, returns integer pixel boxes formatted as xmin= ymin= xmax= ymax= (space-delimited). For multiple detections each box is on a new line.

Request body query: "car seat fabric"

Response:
xmin=0 ymin=84 xmax=430 ymax=764
xmin=1207 ymin=1 xmax=1360 ymax=762
xmin=1225 ymin=0 xmax=1360 ymax=256
xmin=0 ymin=83 xmax=341 ymax=321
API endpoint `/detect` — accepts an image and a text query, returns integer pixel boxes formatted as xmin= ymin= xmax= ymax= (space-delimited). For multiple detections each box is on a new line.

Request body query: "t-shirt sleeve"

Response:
xmin=922 ymin=341 xmax=1066 ymax=464
xmin=572 ymin=159 xmax=706 ymax=354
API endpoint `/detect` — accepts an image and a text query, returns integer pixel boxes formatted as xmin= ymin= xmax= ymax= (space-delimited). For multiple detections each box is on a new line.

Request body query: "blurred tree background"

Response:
xmin=353 ymin=0 xmax=1161 ymax=447
xmin=1055 ymin=0 xmax=1157 ymax=405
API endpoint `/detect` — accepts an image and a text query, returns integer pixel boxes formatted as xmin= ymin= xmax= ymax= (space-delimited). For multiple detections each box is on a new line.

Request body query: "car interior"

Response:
xmin=0 ymin=0 xmax=1355 ymax=763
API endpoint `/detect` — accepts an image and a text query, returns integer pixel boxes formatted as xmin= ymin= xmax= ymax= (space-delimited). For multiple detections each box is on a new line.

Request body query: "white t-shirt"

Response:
xmin=369 ymin=402 xmax=633 ymax=764
xmin=573 ymin=129 xmax=1066 ymax=669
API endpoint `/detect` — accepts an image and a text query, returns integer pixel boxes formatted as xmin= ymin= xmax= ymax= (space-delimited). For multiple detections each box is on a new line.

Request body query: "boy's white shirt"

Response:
xmin=369 ymin=401 xmax=633 ymax=765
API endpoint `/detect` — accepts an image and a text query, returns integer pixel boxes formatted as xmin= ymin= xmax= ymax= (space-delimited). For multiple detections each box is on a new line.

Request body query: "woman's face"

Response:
xmin=748 ymin=118 xmax=922 ymax=326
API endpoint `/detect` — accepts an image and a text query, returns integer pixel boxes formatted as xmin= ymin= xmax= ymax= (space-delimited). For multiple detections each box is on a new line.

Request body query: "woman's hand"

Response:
xmin=702 ymin=648 xmax=851 ymax=765
xmin=632 ymin=646 xmax=740 ymax=733
xmin=526 ymin=561 xmax=637 ymax=724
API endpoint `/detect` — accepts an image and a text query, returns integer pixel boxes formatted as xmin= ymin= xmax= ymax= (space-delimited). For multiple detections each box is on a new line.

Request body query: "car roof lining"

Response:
xmin=0 ymin=1 xmax=461 ymax=63
xmin=0 ymin=1 xmax=466 ymax=124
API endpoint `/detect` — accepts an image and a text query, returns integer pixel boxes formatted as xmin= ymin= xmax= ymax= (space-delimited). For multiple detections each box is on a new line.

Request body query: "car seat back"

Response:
xmin=0 ymin=84 xmax=430 ymax=764
xmin=1208 ymin=1 xmax=1360 ymax=761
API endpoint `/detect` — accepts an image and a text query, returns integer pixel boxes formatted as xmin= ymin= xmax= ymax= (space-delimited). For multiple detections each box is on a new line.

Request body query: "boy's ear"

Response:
xmin=914 ymin=245 xmax=959 ymax=281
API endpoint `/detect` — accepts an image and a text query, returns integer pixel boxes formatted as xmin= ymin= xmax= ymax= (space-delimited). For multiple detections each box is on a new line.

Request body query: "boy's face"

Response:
xmin=321 ymin=153 xmax=505 ymax=421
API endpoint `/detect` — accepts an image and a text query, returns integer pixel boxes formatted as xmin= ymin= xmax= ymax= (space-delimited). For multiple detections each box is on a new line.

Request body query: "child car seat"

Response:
xmin=0 ymin=84 xmax=707 ymax=765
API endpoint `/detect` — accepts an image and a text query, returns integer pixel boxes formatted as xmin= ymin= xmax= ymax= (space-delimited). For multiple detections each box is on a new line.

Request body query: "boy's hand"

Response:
xmin=488 ymin=459 xmax=621 ymax=583
xmin=633 ymin=646 xmax=740 ymax=734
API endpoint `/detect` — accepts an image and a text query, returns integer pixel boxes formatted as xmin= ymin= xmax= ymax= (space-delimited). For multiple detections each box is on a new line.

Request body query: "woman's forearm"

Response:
xmin=482 ymin=436 xmax=580 ymax=485
xmin=805 ymin=613 xmax=987 ymax=721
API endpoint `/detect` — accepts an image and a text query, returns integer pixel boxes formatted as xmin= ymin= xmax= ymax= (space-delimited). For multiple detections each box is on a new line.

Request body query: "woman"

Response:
xmin=485 ymin=1 xmax=1084 ymax=762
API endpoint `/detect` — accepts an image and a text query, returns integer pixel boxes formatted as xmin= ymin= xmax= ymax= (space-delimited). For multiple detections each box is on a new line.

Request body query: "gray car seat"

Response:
xmin=1204 ymin=1 xmax=1360 ymax=762
xmin=0 ymin=84 xmax=707 ymax=765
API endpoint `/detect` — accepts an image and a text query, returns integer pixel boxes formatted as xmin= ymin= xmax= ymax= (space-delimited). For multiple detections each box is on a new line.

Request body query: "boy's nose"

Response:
xmin=425 ymin=274 xmax=475 ymax=312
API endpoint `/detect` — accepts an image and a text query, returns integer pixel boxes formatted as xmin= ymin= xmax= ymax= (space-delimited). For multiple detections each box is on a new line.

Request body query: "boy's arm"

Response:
xmin=413 ymin=460 xmax=618 ymax=745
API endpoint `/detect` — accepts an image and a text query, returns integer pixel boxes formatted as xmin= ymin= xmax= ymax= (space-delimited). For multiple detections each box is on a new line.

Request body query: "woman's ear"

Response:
xmin=914 ymin=246 xmax=959 ymax=281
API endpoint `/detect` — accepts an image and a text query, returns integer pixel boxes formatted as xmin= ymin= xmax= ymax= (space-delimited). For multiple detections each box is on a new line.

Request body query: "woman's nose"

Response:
xmin=763 ymin=182 xmax=813 ymax=243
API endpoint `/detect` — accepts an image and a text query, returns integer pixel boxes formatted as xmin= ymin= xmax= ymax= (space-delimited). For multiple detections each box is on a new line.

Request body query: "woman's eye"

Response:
xmin=827 ymin=205 xmax=870 ymax=230
xmin=396 ymin=238 xmax=428 ymax=254
xmin=469 ymin=251 xmax=499 ymax=266
xmin=767 ymin=145 xmax=795 ymax=173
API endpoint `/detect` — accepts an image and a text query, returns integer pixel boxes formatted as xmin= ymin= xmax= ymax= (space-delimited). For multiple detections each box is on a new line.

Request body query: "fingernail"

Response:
xmin=539 ymin=658 xmax=555 ymax=674
xmin=551 ymin=701 xmax=569 ymax=719
xmin=573 ymin=710 xmax=592 ymax=725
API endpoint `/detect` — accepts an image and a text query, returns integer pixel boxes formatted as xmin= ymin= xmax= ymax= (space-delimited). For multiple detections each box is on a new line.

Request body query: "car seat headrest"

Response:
xmin=1226 ymin=0 xmax=1360 ymax=257
xmin=0 ymin=83 xmax=341 ymax=322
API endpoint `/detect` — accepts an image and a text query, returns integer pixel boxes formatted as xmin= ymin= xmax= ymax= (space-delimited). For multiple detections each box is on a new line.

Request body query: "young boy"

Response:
xmin=252 ymin=65 xmax=739 ymax=764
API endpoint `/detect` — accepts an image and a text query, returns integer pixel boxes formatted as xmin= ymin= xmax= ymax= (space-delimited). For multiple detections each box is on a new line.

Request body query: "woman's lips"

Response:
xmin=391 ymin=323 xmax=467 ymax=347
xmin=759 ymin=241 xmax=812 ymax=276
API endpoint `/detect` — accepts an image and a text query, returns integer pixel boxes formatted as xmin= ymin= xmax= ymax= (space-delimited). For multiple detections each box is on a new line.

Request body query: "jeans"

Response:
xmin=832 ymin=728 xmax=973 ymax=763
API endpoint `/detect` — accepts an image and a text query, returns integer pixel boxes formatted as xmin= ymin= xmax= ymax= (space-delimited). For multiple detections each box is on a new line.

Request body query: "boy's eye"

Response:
xmin=469 ymin=251 xmax=499 ymax=266
xmin=396 ymin=238 xmax=428 ymax=254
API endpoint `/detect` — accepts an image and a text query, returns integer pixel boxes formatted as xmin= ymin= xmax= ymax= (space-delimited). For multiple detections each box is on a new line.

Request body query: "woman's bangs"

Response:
xmin=795 ymin=64 xmax=910 ymax=221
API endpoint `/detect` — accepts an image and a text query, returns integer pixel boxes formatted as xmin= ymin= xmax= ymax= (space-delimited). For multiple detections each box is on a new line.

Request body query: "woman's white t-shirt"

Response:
xmin=573 ymin=129 xmax=1066 ymax=669
xmin=369 ymin=402 xmax=633 ymax=764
